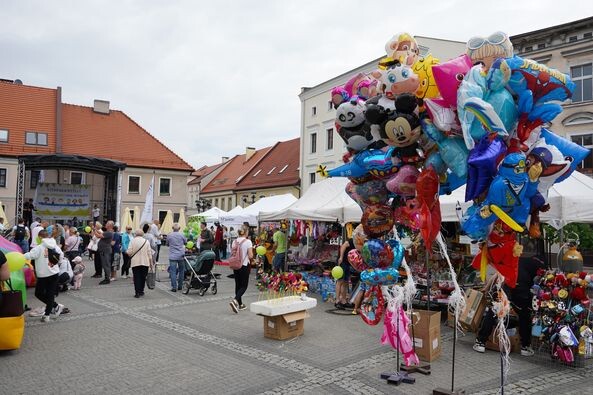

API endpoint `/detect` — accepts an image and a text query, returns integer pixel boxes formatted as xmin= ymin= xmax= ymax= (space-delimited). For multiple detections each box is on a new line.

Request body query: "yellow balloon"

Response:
xmin=412 ymin=54 xmax=440 ymax=100
xmin=6 ymin=252 xmax=26 ymax=272
xmin=489 ymin=204 xmax=524 ymax=233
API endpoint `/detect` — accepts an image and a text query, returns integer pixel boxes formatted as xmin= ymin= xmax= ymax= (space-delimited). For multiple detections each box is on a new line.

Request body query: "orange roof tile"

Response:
xmin=61 ymin=104 xmax=193 ymax=171
xmin=0 ymin=81 xmax=57 ymax=156
xmin=188 ymin=162 xmax=225 ymax=185
xmin=235 ymin=138 xmax=300 ymax=191
xmin=201 ymin=147 xmax=271 ymax=194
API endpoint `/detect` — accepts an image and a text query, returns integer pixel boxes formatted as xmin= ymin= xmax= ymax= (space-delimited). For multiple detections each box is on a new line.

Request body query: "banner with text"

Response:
xmin=35 ymin=183 xmax=91 ymax=219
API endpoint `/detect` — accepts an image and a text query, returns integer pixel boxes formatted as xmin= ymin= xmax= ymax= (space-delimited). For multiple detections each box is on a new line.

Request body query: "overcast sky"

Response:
xmin=2 ymin=1 xmax=589 ymax=168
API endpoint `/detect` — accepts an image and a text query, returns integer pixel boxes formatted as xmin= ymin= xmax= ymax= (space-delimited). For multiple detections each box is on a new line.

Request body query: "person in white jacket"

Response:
xmin=24 ymin=229 xmax=64 ymax=322
xmin=57 ymin=255 xmax=74 ymax=292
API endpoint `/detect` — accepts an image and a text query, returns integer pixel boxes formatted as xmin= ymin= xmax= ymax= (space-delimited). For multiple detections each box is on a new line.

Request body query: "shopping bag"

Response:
xmin=146 ymin=266 xmax=155 ymax=290
xmin=0 ymin=279 xmax=24 ymax=317
xmin=0 ymin=315 xmax=25 ymax=350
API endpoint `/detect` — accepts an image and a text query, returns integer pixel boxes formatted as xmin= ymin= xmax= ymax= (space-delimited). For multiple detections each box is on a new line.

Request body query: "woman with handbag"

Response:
xmin=229 ymin=228 xmax=253 ymax=314
xmin=64 ymin=227 xmax=81 ymax=262
xmin=127 ymin=229 xmax=154 ymax=298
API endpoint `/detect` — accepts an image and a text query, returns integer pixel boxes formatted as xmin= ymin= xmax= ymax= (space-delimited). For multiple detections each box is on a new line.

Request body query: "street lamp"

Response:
xmin=195 ymin=199 xmax=212 ymax=213
xmin=242 ymin=192 xmax=257 ymax=207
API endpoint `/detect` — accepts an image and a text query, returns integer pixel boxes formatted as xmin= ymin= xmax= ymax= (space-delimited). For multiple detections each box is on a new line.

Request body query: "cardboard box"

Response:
xmin=459 ymin=289 xmax=487 ymax=332
xmin=263 ymin=310 xmax=309 ymax=340
xmin=411 ymin=310 xmax=442 ymax=362
xmin=485 ymin=331 xmax=521 ymax=353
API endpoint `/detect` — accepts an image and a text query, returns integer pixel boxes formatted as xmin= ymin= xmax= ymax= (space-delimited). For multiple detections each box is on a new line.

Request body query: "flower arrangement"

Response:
xmin=257 ymin=272 xmax=308 ymax=300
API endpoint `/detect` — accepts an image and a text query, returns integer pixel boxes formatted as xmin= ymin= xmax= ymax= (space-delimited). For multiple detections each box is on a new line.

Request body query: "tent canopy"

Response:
xmin=439 ymin=171 xmax=593 ymax=228
xmin=259 ymin=178 xmax=361 ymax=224
xmin=190 ymin=207 xmax=227 ymax=223
xmin=226 ymin=206 xmax=244 ymax=215
xmin=220 ymin=194 xmax=298 ymax=226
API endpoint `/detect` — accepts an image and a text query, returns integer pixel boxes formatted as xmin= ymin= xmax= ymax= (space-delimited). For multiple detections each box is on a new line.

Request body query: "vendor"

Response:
xmin=272 ymin=226 xmax=287 ymax=273
xmin=473 ymin=255 xmax=546 ymax=357
xmin=335 ymin=238 xmax=355 ymax=310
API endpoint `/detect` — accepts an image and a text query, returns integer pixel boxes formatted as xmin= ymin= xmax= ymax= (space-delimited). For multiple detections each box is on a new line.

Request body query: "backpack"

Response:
xmin=228 ymin=239 xmax=247 ymax=270
xmin=47 ymin=248 xmax=61 ymax=265
xmin=14 ymin=225 xmax=26 ymax=241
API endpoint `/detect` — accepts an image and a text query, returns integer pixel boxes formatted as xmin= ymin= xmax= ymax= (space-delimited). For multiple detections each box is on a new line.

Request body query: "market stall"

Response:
xmin=221 ymin=194 xmax=297 ymax=227
xmin=189 ymin=207 xmax=227 ymax=224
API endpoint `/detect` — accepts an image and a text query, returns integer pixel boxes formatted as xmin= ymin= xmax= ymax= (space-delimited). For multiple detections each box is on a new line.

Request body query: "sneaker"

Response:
xmin=521 ymin=346 xmax=535 ymax=357
xmin=230 ymin=299 xmax=239 ymax=314
xmin=473 ymin=340 xmax=486 ymax=353
xmin=238 ymin=304 xmax=247 ymax=311
xmin=99 ymin=280 xmax=110 ymax=285
xmin=335 ymin=302 xmax=346 ymax=310
xmin=41 ymin=315 xmax=51 ymax=323
xmin=110 ymin=277 xmax=117 ymax=282
xmin=121 ymin=275 xmax=128 ymax=279
xmin=91 ymin=274 xmax=101 ymax=278
xmin=51 ymin=303 xmax=64 ymax=318
xmin=28 ymin=307 xmax=45 ymax=317
xmin=170 ymin=288 xmax=177 ymax=292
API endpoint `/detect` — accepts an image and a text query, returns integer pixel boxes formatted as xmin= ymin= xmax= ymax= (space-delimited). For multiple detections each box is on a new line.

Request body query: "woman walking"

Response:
xmin=127 ymin=229 xmax=153 ymax=298
xmin=229 ymin=228 xmax=254 ymax=313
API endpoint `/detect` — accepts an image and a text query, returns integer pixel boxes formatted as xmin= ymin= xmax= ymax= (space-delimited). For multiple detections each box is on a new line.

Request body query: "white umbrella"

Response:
xmin=120 ymin=207 xmax=133 ymax=231
xmin=178 ymin=208 xmax=186 ymax=230
xmin=160 ymin=210 xmax=174 ymax=235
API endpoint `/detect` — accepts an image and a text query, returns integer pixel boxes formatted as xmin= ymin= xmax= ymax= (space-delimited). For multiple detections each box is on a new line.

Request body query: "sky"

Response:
xmin=1 ymin=1 xmax=590 ymax=169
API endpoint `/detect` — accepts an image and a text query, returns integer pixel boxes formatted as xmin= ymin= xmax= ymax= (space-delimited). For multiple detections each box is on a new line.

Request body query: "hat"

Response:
xmin=529 ymin=147 xmax=553 ymax=169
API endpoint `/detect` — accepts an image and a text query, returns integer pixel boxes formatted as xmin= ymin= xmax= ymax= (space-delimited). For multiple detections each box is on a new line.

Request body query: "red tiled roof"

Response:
xmin=235 ymin=138 xmax=300 ymax=191
xmin=0 ymin=81 xmax=57 ymax=156
xmin=188 ymin=163 xmax=225 ymax=185
xmin=201 ymin=147 xmax=271 ymax=194
xmin=61 ymin=104 xmax=193 ymax=171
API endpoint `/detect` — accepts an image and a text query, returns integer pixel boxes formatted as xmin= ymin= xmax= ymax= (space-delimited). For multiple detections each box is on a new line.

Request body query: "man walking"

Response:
xmin=167 ymin=223 xmax=187 ymax=292
xmin=272 ymin=226 xmax=287 ymax=273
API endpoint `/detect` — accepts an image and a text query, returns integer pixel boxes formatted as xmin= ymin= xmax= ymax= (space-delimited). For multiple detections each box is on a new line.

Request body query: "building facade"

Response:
xmin=510 ymin=17 xmax=593 ymax=175
xmin=298 ymin=36 xmax=467 ymax=193
xmin=0 ymin=80 xmax=194 ymax=225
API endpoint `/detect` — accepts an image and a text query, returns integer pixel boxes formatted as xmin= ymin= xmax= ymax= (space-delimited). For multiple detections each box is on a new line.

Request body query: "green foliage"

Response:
xmin=543 ymin=223 xmax=593 ymax=251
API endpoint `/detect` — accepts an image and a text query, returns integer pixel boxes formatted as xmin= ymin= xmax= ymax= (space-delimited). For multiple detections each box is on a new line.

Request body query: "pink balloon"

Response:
xmin=348 ymin=249 xmax=368 ymax=272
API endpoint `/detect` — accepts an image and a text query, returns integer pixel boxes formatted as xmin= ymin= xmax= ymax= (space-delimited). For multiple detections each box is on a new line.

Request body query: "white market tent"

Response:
xmin=221 ymin=194 xmax=298 ymax=226
xmin=439 ymin=171 xmax=593 ymax=228
xmin=259 ymin=178 xmax=362 ymax=224
xmin=189 ymin=207 xmax=227 ymax=223
xmin=226 ymin=206 xmax=244 ymax=215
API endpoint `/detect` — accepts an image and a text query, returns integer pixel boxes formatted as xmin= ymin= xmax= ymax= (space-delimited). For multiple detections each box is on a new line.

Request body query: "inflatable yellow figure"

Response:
xmin=412 ymin=54 xmax=440 ymax=100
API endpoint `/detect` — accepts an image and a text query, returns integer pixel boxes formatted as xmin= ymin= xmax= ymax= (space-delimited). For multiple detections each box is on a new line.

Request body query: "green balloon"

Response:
xmin=85 ymin=226 xmax=92 ymax=233
xmin=256 ymin=246 xmax=267 ymax=256
xmin=331 ymin=266 xmax=344 ymax=280
xmin=186 ymin=241 xmax=195 ymax=249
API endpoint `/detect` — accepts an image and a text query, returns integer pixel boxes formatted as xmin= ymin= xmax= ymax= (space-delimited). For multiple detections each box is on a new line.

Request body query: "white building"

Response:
xmin=298 ymin=36 xmax=467 ymax=193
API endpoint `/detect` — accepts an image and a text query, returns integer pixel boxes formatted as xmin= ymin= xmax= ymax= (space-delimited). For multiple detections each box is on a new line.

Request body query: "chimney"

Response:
xmin=93 ymin=99 xmax=110 ymax=115
xmin=222 ymin=156 xmax=229 ymax=163
xmin=245 ymin=147 xmax=256 ymax=161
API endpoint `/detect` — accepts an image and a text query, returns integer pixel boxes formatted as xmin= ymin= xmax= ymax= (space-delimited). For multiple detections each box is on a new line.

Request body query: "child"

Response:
xmin=72 ymin=256 xmax=85 ymax=290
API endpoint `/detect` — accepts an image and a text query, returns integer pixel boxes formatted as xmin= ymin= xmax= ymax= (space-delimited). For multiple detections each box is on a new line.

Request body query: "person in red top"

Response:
xmin=213 ymin=222 xmax=224 ymax=261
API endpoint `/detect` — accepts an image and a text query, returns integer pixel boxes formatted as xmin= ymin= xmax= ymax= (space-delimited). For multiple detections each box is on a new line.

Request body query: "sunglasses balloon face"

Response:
xmin=466 ymin=31 xmax=513 ymax=70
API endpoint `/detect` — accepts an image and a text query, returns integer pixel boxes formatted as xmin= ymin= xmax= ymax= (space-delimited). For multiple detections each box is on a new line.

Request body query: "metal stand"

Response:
xmin=433 ymin=313 xmax=465 ymax=395
xmin=380 ymin=307 xmax=415 ymax=386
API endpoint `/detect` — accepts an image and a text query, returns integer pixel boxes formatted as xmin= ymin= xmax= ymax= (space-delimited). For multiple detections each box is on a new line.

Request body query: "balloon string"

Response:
xmin=435 ymin=232 xmax=466 ymax=330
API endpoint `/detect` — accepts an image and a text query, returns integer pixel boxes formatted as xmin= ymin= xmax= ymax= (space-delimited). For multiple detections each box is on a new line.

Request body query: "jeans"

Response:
xmin=169 ymin=259 xmax=185 ymax=290
xmin=35 ymin=274 xmax=59 ymax=316
xmin=15 ymin=239 xmax=29 ymax=253
xmin=99 ymin=250 xmax=112 ymax=281
xmin=272 ymin=252 xmax=286 ymax=272
xmin=155 ymin=244 xmax=161 ymax=262
xmin=121 ymin=253 xmax=131 ymax=276
xmin=132 ymin=266 xmax=148 ymax=295
xmin=233 ymin=265 xmax=250 ymax=305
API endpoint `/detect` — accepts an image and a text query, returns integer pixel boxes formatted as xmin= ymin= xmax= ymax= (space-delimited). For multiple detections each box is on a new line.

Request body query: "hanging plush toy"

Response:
xmin=384 ymin=32 xmax=420 ymax=66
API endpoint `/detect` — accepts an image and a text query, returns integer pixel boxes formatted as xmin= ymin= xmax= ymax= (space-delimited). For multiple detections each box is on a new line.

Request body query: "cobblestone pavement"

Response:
xmin=2 ymin=248 xmax=591 ymax=394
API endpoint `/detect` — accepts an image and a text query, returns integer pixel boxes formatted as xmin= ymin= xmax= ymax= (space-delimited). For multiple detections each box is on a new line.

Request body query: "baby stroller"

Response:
xmin=182 ymin=250 xmax=217 ymax=296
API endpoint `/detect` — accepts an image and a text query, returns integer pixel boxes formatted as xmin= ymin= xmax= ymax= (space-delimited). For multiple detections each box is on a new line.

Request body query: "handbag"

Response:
xmin=87 ymin=239 xmax=98 ymax=252
xmin=0 ymin=279 xmax=24 ymax=317
xmin=146 ymin=265 xmax=156 ymax=290
xmin=531 ymin=318 xmax=543 ymax=337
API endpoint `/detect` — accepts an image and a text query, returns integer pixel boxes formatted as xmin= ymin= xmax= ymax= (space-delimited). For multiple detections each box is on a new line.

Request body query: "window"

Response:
xmin=159 ymin=177 xmax=171 ymax=196
xmin=571 ymin=64 xmax=593 ymax=103
xmin=326 ymin=128 xmax=334 ymax=150
xmin=173 ymin=213 xmax=180 ymax=222
xmin=25 ymin=132 xmax=47 ymax=145
xmin=311 ymin=106 xmax=317 ymax=116
xmin=252 ymin=169 xmax=262 ymax=177
xmin=128 ymin=176 xmax=140 ymax=194
xmin=309 ymin=172 xmax=316 ymax=185
xmin=310 ymin=133 xmax=317 ymax=154
xmin=279 ymin=164 xmax=289 ymax=173
xmin=30 ymin=170 xmax=40 ymax=189
xmin=569 ymin=35 xmax=578 ymax=42
xmin=70 ymin=171 xmax=84 ymax=185
xmin=0 ymin=169 xmax=5 ymax=187
xmin=267 ymin=166 xmax=276 ymax=175
xmin=570 ymin=134 xmax=593 ymax=171
xmin=158 ymin=210 xmax=168 ymax=224
xmin=327 ymin=100 xmax=333 ymax=111
xmin=585 ymin=32 xmax=592 ymax=39
xmin=129 ymin=209 xmax=135 ymax=221
xmin=525 ymin=46 xmax=533 ymax=52
xmin=537 ymin=43 xmax=545 ymax=50
xmin=0 ymin=129 xmax=7 ymax=143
